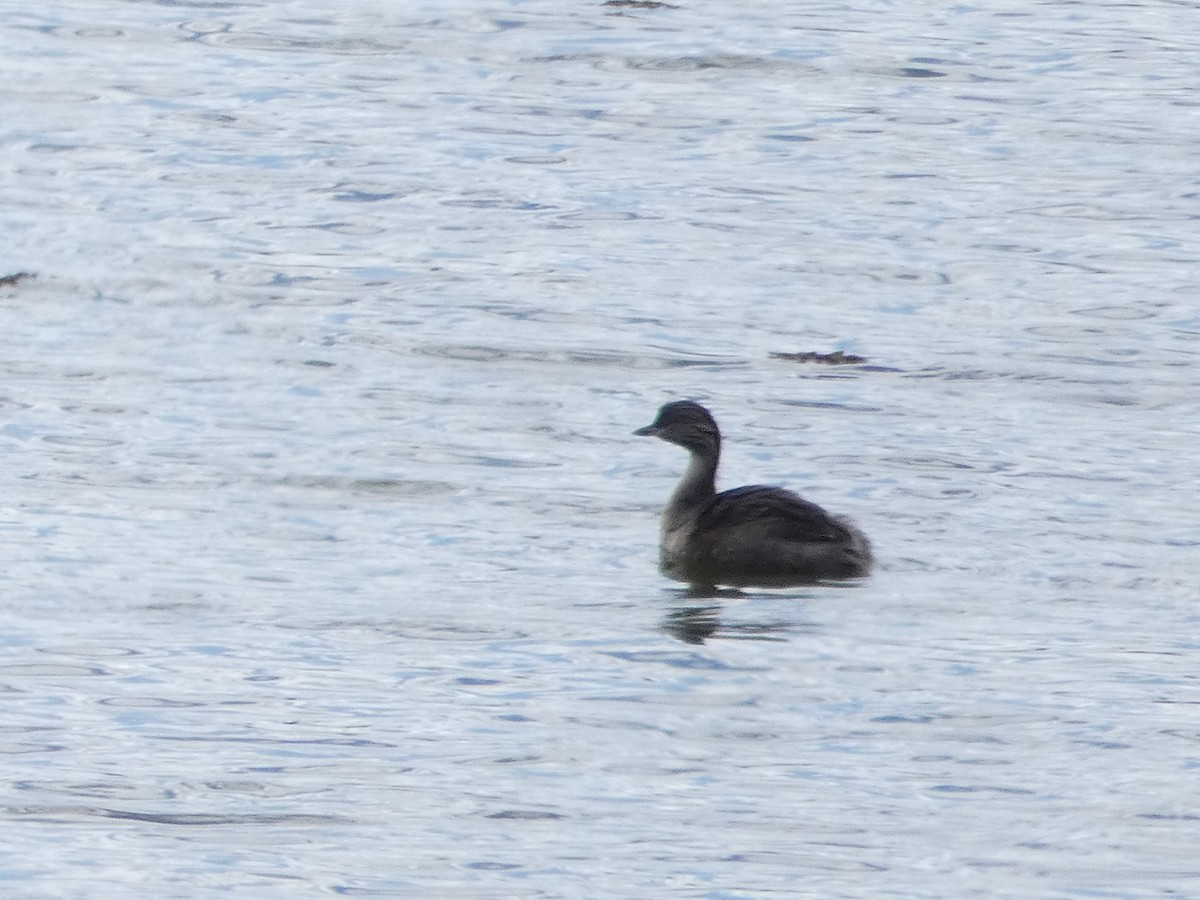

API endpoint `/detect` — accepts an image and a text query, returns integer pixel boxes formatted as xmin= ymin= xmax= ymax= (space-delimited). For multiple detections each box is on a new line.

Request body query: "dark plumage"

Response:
xmin=634 ymin=401 xmax=872 ymax=589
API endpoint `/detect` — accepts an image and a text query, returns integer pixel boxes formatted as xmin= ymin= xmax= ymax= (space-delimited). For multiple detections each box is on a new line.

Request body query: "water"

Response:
xmin=2 ymin=0 xmax=1198 ymax=895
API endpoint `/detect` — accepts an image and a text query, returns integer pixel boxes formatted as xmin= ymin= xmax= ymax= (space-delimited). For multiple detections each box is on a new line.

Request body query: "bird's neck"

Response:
xmin=666 ymin=446 xmax=719 ymax=521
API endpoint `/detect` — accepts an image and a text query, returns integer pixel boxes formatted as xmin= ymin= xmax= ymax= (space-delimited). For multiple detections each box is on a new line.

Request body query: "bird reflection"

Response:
xmin=662 ymin=605 xmax=722 ymax=644
xmin=660 ymin=597 xmax=817 ymax=645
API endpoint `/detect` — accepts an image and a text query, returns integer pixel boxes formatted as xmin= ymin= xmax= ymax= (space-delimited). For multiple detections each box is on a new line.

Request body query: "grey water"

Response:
xmin=2 ymin=0 xmax=1198 ymax=896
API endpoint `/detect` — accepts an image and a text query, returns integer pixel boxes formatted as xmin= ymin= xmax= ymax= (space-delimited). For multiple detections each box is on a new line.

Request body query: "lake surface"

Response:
xmin=2 ymin=0 xmax=1198 ymax=896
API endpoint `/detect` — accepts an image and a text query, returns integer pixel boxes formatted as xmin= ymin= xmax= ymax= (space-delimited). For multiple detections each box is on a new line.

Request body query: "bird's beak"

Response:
xmin=633 ymin=424 xmax=658 ymax=437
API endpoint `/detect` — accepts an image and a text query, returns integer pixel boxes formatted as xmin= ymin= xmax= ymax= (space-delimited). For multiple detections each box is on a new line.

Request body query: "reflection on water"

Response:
xmin=661 ymin=602 xmax=812 ymax=645
xmin=2 ymin=0 xmax=1198 ymax=895
xmin=662 ymin=603 xmax=722 ymax=643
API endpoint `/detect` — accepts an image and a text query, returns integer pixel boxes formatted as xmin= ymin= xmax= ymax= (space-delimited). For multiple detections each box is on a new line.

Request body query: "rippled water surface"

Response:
xmin=2 ymin=0 xmax=1198 ymax=895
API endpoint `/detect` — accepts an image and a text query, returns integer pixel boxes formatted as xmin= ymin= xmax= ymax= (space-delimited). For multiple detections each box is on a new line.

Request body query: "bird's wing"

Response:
xmin=698 ymin=485 xmax=852 ymax=544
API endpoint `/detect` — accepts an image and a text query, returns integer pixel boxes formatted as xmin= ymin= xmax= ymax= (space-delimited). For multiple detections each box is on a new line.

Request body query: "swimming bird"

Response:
xmin=634 ymin=401 xmax=872 ymax=590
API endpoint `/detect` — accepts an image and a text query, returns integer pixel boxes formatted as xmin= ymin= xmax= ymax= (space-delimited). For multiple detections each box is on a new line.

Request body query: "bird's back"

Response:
xmin=676 ymin=484 xmax=872 ymax=587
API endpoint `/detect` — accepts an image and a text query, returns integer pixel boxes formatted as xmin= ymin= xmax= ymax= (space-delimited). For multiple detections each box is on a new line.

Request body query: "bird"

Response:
xmin=634 ymin=400 xmax=872 ymax=590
